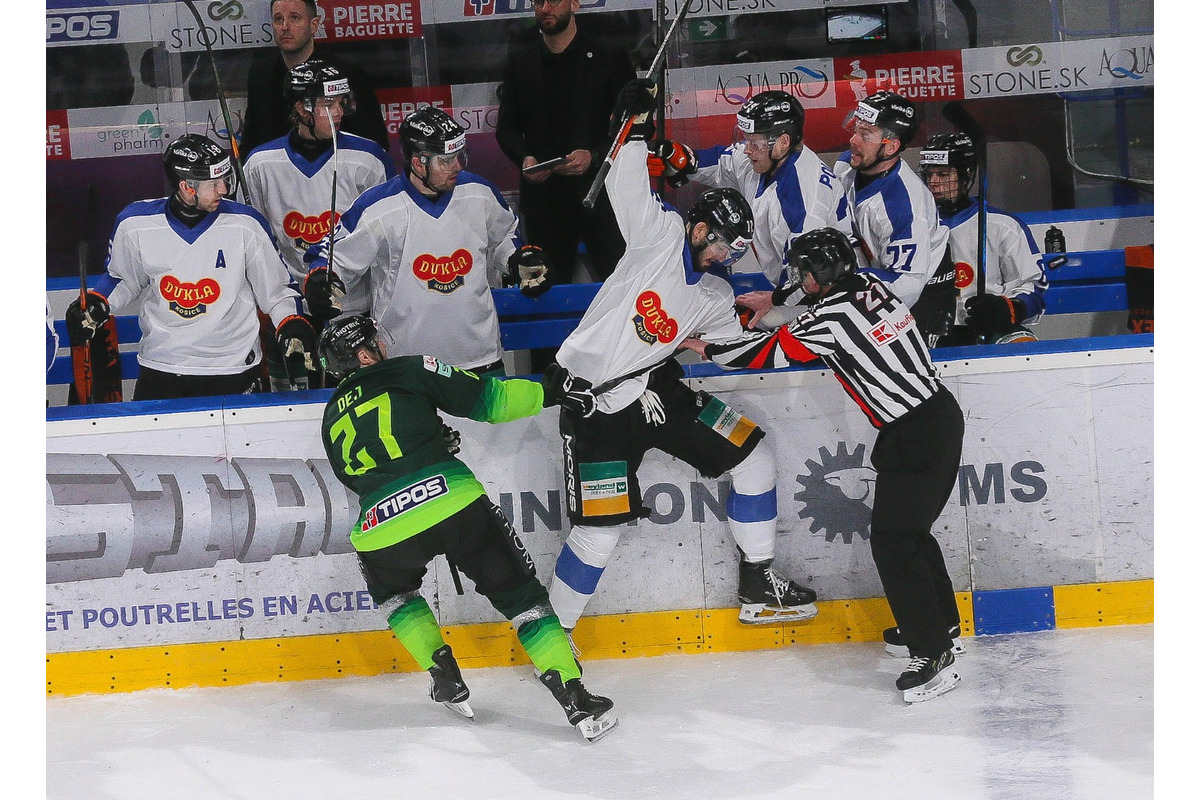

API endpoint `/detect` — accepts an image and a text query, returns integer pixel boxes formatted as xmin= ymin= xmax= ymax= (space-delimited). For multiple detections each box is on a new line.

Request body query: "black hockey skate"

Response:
xmin=883 ymin=624 xmax=966 ymax=658
xmin=736 ymin=558 xmax=818 ymax=624
xmin=429 ymin=645 xmax=474 ymax=720
xmin=538 ymin=669 xmax=618 ymax=742
xmin=896 ymin=649 xmax=960 ymax=704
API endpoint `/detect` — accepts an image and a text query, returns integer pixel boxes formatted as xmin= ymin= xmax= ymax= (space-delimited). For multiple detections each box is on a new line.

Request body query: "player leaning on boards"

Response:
xmin=917 ymin=132 xmax=1048 ymax=346
xmin=681 ymin=228 xmax=964 ymax=704
xmin=542 ymin=79 xmax=818 ymax=636
xmin=648 ymin=89 xmax=852 ymax=329
xmin=316 ymin=315 xmax=617 ymax=742
xmin=65 ymin=134 xmax=316 ymax=401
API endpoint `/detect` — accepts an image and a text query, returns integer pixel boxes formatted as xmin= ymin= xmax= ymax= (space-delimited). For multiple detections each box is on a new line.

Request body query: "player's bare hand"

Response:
xmin=523 ymin=156 xmax=552 ymax=183
xmin=556 ymin=149 xmax=592 ymax=176
xmin=735 ymin=290 xmax=775 ymax=329
xmin=678 ymin=337 xmax=709 ymax=358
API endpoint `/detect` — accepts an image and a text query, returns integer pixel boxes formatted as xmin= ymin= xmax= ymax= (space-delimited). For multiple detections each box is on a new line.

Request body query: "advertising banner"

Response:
xmin=47 ymin=349 xmax=1153 ymax=654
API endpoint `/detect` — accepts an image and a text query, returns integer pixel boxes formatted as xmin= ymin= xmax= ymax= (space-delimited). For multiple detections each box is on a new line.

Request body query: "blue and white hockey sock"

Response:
xmin=548 ymin=525 xmax=622 ymax=631
xmin=726 ymin=442 xmax=778 ymax=563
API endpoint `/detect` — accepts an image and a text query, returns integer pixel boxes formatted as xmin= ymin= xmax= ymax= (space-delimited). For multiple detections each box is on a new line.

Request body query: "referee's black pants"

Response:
xmin=869 ymin=386 xmax=964 ymax=660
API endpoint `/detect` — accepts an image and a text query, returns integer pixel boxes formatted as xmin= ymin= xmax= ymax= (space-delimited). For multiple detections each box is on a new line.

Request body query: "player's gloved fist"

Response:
xmin=276 ymin=314 xmax=318 ymax=372
xmin=64 ymin=291 xmax=111 ymax=345
xmin=303 ymin=267 xmax=346 ymax=324
xmin=964 ymin=293 xmax=1025 ymax=338
xmin=441 ymin=423 xmax=462 ymax=455
xmin=541 ymin=362 xmax=597 ymax=418
xmin=611 ymin=78 xmax=657 ymax=142
xmin=506 ymin=245 xmax=553 ymax=298
xmin=647 ymin=140 xmax=698 ymax=187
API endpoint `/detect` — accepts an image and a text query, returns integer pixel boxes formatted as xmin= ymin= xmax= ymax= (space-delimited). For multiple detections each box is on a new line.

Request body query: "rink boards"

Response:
xmin=45 ymin=336 xmax=1154 ymax=696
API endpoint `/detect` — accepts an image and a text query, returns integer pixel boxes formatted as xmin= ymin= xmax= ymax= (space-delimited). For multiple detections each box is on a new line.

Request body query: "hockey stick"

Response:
xmin=71 ymin=185 xmax=97 ymax=405
xmin=941 ymin=101 xmax=987 ymax=300
xmin=582 ymin=0 xmax=693 ymax=210
xmin=181 ymin=0 xmax=250 ymax=204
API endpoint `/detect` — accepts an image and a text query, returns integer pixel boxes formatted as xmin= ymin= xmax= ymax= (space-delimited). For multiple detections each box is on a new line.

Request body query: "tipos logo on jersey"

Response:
xmin=413 ymin=248 xmax=471 ymax=293
xmin=159 ymin=276 xmax=220 ymax=318
xmin=361 ymin=474 xmax=448 ymax=532
xmin=631 ymin=291 xmax=679 ymax=344
xmin=954 ymin=261 xmax=975 ymax=290
xmin=283 ymin=210 xmax=338 ymax=247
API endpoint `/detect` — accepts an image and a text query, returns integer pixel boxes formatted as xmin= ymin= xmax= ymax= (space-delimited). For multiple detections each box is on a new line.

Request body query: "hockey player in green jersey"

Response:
xmin=317 ymin=314 xmax=617 ymax=741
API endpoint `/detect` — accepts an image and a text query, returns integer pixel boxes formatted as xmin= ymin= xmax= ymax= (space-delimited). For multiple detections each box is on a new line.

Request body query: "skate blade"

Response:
xmin=577 ymin=710 xmax=618 ymax=743
xmin=738 ymin=602 xmax=818 ymax=625
xmin=442 ymin=699 xmax=475 ymax=720
xmin=886 ymin=639 xmax=966 ymax=659
xmin=902 ymin=669 xmax=960 ymax=704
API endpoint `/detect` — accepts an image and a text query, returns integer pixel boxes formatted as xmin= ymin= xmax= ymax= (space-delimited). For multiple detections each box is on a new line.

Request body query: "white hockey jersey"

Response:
xmin=243 ymin=132 xmax=394 ymax=282
xmin=306 ymin=171 xmax=519 ymax=371
xmin=833 ymin=153 xmax=949 ymax=307
xmin=694 ymin=143 xmax=851 ymax=285
xmin=942 ymin=201 xmax=1048 ymax=325
xmin=557 ymin=140 xmax=747 ymax=415
xmin=98 ymin=198 xmax=304 ymax=376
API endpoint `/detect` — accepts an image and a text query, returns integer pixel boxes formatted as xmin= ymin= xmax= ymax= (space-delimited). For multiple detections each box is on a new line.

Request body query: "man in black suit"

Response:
xmin=240 ymin=0 xmax=389 ymax=159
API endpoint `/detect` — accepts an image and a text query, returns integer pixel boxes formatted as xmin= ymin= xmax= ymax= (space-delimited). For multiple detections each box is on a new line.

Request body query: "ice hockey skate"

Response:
xmin=429 ymin=645 xmax=474 ymax=720
xmin=896 ymin=649 xmax=960 ymax=704
xmin=736 ymin=558 xmax=818 ymax=624
xmin=538 ymin=669 xmax=618 ymax=742
xmin=883 ymin=624 xmax=966 ymax=658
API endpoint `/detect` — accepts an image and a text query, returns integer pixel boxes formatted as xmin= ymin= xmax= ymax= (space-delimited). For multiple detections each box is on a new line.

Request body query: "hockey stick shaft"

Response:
xmin=181 ymin=0 xmax=250 ymax=204
xmin=74 ymin=184 xmax=97 ymax=404
xmin=582 ymin=0 xmax=693 ymax=210
xmin=941 ymin=101 xmax=987 ymax=297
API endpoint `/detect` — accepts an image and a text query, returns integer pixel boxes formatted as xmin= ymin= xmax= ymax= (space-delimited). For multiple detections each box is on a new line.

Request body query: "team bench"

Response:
xmin=45 ymin=246 xmax=1147 ymax=398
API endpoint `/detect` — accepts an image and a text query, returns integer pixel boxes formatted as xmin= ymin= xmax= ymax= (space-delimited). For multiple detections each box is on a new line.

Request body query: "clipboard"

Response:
xmin=522 ymin=156 xmax=568 ymax=173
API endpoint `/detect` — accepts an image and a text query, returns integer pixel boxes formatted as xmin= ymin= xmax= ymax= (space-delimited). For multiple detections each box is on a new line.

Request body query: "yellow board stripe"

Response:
xmin=46 ymin=581 xmax=1149 ymax=697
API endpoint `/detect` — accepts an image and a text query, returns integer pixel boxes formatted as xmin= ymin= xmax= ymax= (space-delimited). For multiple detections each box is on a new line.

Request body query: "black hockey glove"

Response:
xmin=303 ymin=267 xmax=346 ymax=324
xmin=505 ymin=245 xmax=553 ymax=298
xmin=276 ymin=314 xmax=318 ymax=373
xmin=541 ymin=362 xmax=597 ymax=418
xmin=64 ymin=291 xmax=111 ymax=345
xmin=647 ymin=140 xmax=698 ymax=187
xmin=441 ymin=423 xmax=462 ymax=455
xmin=964 ymin=293 xmax=1025 ymax=339
xmin=610 ymin=79 xmax=657 ymax=142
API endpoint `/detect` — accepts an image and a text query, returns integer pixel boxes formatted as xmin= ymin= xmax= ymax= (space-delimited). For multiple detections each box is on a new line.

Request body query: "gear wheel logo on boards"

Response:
xmin=794 ymin=441 xmax=875 ymax=544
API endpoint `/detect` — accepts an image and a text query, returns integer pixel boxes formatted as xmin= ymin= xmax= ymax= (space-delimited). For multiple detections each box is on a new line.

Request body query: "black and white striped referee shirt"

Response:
xmin=704 ymin=273 xmax=942 ymax=428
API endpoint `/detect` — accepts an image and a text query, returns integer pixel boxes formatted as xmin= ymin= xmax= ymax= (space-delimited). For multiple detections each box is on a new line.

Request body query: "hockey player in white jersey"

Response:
xmin=835 ymin=91 xmax=957 ymax=346
xmin=918 ymin=132 xmax=1048 ymax=346
xmin=648 ymin=90 xmax=852 ymax=329
xmin=64 ymin=134 xmax=316 ymax=402
xmin=303 ymin=106 xmax=549 ymax=377
xmin=243 ymin=60 xmax=394 ymax=285
xmin=243 ymin=60 xmax=394 ymax=388
xmin=544 ymin=80 xmax=818 ymax=636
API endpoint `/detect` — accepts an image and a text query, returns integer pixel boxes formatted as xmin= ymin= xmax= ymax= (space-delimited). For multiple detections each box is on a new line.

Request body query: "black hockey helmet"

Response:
xmin=786 ymin=227 xmax=858 ymax=288
xmin=850 ymin=91 xmax=919 ymax=148
xmin=287 ymin=59 xmax=356 ymax=115
xmin=687 ymin=188 xmax=754 ymax=268
xmin=919 ymin=131 xmax=978 ymax=197
xmin=163 ymin=133 xmax=236 ymax=192
xmin=736 ymin=90 xmax=805 ymax=143
xmin=318 ymin=314 xmax=383 ymax=378
xmin=399 ymin=106 xmax=467 ymax=166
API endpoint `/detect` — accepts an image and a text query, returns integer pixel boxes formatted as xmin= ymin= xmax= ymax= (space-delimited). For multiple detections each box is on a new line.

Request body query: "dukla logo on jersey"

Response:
xmin=283 ymin=210 xmax=338 ymax=249
xmin=160 ymin=275 xmax=220 ymax=318
xmin=631 ymin=290 xmax=679 ymax=345
xmin=414 ymin=248 xmax=471 ymax=293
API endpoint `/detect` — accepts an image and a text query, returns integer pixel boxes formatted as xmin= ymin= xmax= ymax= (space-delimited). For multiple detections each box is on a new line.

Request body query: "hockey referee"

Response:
xmin=680 ymin=227 xmax=965 ymax=703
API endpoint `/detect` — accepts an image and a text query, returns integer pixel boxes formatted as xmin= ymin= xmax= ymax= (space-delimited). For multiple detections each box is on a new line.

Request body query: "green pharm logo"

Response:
xmin=137 ymin=110 xmax=164 ymax=139
xmin=793 ymin=442 xmax=876 ymax=544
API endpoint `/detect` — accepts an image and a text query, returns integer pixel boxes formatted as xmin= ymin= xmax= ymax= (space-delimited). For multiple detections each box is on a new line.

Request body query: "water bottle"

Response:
xmin=1044 ymin=225 xmax=1067 ymax=269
